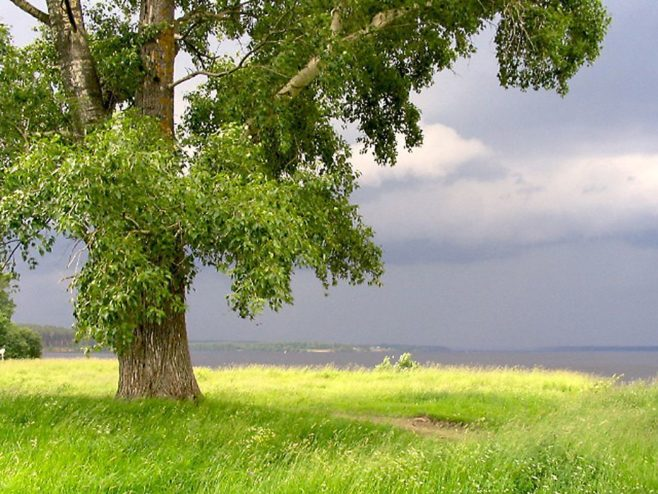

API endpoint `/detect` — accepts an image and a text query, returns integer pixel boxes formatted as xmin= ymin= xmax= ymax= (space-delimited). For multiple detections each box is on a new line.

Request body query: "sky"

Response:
xmin=2 ymin=1 xmax=658 ymax=349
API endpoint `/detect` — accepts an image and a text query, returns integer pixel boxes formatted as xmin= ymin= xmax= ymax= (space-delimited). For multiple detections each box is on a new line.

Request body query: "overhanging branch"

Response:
xmin=275 ymin=7 xmax=408 ymax=99
xmin=8 ymin=0 xmax=51 ymax=25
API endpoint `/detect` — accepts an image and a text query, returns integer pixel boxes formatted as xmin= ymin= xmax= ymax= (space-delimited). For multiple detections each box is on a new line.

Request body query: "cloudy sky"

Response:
xmin=2 ymin=1 xmax=658 ymax=349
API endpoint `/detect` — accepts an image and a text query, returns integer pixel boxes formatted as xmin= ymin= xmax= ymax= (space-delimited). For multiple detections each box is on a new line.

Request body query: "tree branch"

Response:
xmin=343 ymin=8 xmax=407 ymax=41
xmin=1 ymin=242 xmax=22 ymax=272
xmin=275 ymin=58 xmax=321 ymax=100
xmin=330 ymin=4 xmax=343 ymax=35
xmin=276 ymin=7 xmax=408 ymax=99
xmin=8 ymin=0 xmax=51 ymax=25
xmin=175 ymin=9 xmax=231 ymax=30
xmin=175 ymin=1 xmax=255 ymax=32
xmin=170 ymin=39 xmax=266 ymax=88
xmin=172 ymin=11 xmax=289 ymax=89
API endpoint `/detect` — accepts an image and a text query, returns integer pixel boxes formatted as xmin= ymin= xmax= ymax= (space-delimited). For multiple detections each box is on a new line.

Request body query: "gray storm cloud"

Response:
xmin=356 ymin=128 xmax=658 ymax=248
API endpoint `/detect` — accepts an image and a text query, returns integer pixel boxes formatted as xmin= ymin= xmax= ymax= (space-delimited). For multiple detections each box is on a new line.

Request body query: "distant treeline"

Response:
xmin=540 ymin=346 xmax=658 ymax=353
xmin=20 ymin=324 xmax=78 ymax=351
xmin=19 ymin=324 xmax=452 ymax=354
xmin=14 ymin=326 xmax=658 ymax=354
xmin=189 ymin=341 xmax=361 ymax=352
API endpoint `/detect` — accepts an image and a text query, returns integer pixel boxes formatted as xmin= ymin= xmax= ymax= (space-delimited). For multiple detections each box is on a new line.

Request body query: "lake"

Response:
xmin=45 ymin=349 xmax=658 ymax=382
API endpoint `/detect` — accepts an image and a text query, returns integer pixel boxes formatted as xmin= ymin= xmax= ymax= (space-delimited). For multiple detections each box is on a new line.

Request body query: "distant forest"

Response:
xmin=20 ymin=324 xmax=79 ymax=351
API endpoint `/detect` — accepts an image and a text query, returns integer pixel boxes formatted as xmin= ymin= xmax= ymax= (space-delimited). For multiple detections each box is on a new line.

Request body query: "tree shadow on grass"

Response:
xmin=0 ymin=391 xmax=628 ymax=493
xmin=0 ymin=392 xmax=448 ymax=492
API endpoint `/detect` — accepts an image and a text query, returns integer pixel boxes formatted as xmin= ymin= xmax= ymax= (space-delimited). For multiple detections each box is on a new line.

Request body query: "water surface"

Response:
xmin=46 ymin=350 xmax=657 ymax=382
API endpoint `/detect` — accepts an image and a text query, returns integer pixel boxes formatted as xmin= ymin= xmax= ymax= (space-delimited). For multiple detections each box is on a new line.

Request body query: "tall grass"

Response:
xmin=0 ymin=359 xmax=656 ymax=493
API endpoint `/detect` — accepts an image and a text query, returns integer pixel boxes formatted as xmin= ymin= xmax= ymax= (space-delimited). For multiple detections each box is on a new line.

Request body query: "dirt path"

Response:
xmin=336 ymin=413 xmax=472 ymax=439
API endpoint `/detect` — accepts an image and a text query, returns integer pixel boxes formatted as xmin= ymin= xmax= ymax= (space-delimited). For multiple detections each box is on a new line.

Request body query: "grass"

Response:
xmin=0 ymin=359 xmax=657 ymax=493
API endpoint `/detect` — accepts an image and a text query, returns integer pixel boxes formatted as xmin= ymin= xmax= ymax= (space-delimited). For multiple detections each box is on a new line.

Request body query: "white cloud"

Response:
xmin=361 ymin=151 xmax=658 ymax=247
xmin=353 ymin=123 xmax=490 ymax=187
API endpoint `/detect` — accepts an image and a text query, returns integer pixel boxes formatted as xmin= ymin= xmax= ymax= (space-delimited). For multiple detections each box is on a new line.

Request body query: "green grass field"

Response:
xmin=0 ymin=359 xmax=656 ymax=493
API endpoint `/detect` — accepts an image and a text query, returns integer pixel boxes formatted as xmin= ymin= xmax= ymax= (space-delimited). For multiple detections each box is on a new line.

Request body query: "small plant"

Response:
xmin=396 ymin=352 xmax=419 ymax=370
xmin=376 ymin=352 xmax=419 ymax=371
xmin=375 ymin=355 xmax=394 ymax=370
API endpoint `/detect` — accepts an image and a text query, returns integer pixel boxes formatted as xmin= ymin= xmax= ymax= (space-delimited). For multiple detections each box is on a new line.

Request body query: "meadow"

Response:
xmin=0 ymin=359 xmax=656 ymax=493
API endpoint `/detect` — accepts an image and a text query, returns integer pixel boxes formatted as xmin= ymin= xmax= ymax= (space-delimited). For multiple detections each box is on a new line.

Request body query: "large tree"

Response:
xmin=0 ymin=0 xmax=608 ymax=399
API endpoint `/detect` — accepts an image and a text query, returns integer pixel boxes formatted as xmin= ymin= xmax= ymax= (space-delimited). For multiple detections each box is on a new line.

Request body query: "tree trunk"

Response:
xmin=114 ymin=0 xmax=202 ymax=399
xmin=116 ymin=291 xmax=201 ymax=399
xmin=45 ymin=0 xmax=107 ymax=132
xmin=116 ymin=265 xmax=201 ymax=399
xmin=136 ymin=0 xmax=176 ymax=135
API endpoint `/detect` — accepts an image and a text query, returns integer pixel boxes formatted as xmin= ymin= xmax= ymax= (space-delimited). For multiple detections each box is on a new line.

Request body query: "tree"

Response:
xmin=0 ymin=275 xmax=42 ymax=358
xmin=0 ymin=0 xmax=609 ymax=399
xmin=3 ymin=325 xmax=43 ymax=359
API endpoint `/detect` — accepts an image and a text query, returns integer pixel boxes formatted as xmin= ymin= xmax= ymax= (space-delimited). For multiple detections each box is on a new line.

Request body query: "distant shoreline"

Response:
xmin=16 ymin=322 xmax=658 ymax=355
xmin=43 ymin=348 xmax=658 ymax=382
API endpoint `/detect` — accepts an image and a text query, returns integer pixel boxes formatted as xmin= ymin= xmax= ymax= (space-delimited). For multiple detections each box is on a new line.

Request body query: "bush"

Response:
xmin=0 ymin=273 xmax=41 ymax=359
xmin=375 ymin=355 xmax=393 ymax=370
xmin=375 ymin=352 xmax=419 ymax=371
xmin=2 ymin=325 xmax=42 ymax=359
xmin=396 ymin=352 xmax=419 ymax=370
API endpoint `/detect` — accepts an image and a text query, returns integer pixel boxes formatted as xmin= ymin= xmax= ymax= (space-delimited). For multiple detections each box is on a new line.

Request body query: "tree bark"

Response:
xmin=116 ymin=291 xmax=201 ymax=399
xmin=8 ymin=0 xmax=50 ymax=25
xmin=45 ymin=0 xmax=106 ymax=132
xmin=115 ymin=0 xmax=202 ymax=400
xmin=135 ymin=0 xmax=176 ymax=135
xmin=117 ymin=247 xmax=201 ymax=399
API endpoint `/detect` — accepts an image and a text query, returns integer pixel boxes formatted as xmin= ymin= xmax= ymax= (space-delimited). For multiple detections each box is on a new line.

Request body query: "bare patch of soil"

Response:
xmin=337 ymin=413 xmax=471 ymax=439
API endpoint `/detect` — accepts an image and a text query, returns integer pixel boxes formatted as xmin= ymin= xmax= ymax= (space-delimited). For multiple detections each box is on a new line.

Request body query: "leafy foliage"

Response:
xmin=21 ymin=324 xmax=78 ymax=350
xmin=0 ymin=113 xmax=381 ymax=350
xmin=85 ymin=1 xmax=144 ymax=109
xmin=0 ymin=275 xmax=41 ymax=358
xmin=0 ymin=26 xmax=70 ymax=169
xmin=376 ymin=352 xmax=419 ymax=371
xmin=2 ymin=325 xmax=42 ymax=359
xmin=496 ymin=0 xmax=610 ymax=95
xmin=183 ymin=0 xmax=609 ymax=169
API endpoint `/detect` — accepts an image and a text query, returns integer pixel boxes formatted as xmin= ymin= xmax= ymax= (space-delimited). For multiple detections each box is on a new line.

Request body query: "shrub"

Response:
xmin=376 ymin=352 xmax=419 ymax=371
xmin=396 ymin=352 xmax=419 ymax=370
xmin=2 ymin=325 xmax=42 ymax=359
xmin=375 ymin=355 xmax=393 ymax=370
xmin=0 ymin=273 xmax=41 ymax=359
